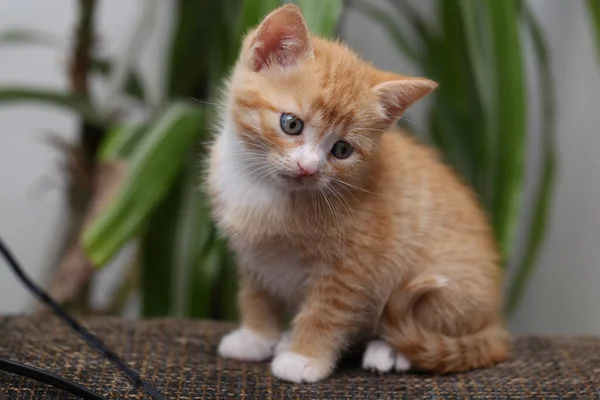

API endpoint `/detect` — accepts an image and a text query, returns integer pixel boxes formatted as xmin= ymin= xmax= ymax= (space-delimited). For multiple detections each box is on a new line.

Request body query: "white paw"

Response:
xmin=394 ymin=352 xmax=411 ymax=372
xmin=362 ymin=340 xmax=411 ymax=373
xmin=271 ymin=351 xmax=331 ymax=383
xmin=274 ymin=331 xmax=292 ymax=355
xmin=217 ymin=328 xmax=276 ymax=361
xmin=362 ymin=340 xmax=395 ymax=372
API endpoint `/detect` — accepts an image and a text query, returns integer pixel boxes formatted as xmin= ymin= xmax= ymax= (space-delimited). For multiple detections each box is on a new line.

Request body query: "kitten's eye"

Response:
xmin=331 ymin=140 xmax=354 ymax=159
xmin=280 ymin=113 xmax=304 ymax=135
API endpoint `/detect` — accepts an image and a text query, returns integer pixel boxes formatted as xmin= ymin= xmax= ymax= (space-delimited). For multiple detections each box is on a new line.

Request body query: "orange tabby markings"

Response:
xmin=207 ymin=4 xmax=509 ymax=383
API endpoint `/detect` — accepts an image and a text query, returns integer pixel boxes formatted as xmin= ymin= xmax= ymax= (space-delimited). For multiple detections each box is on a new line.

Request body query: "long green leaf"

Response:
xmin=294 ymin=0 xmax=343 ymax=37
xmin=424 ymin=0 xmax=482 ymax=188
xmin=505 ymin=4 xmax=557 ymax=315
xmin=187 ymin=228 xmax=220 ymax=318
xmin=140 ymin=156 xmax=213 ymax=318
xmin=83 ymin=102 xmax=204 ymax=266
xmin=170 ymin=151 xmax=214 ymax=317
xmin=140 ymin=176 xmax=182 ymax=317
xmin=486 ymin=0 xmax=527 ymax=261
xmin=0 ymin=87 xmax=104 ymax=126
xmin=218 ymin=240 xmax=239 ymax=321
xmin=457 ymin=0 xmax=496 ymax=202
xmin=167 ymin=0 xmax=222 ymax=99
xmin=98 ymin=123 xmax=148 ymax=161
xmin=589 ymin=0 xmax=600 ymax=65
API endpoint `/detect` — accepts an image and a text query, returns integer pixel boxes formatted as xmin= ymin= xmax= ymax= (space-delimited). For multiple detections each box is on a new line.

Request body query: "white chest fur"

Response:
xmin=239 ymin=246 xmax=310 ymax=306
xmin=209 ymin=119 xmax=311 ymax=305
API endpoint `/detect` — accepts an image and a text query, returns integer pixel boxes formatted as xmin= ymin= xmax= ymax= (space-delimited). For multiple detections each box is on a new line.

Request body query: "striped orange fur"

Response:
xmin=207 ymin=4 xmax=509 ymax=383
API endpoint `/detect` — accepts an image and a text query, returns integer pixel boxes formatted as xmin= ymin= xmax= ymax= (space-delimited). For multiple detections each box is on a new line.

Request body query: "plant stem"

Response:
xmin=43 ymin=0 xmax=101 ymax=314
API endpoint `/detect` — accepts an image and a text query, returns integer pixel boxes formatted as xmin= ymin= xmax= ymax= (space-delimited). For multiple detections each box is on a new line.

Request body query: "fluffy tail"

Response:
xmin=381 ymin=273 xmax=510 ymax=373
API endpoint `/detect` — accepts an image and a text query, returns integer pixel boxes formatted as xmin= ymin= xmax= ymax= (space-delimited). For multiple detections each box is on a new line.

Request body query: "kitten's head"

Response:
xmin=224 ymin=4 xmax=436 ymax=192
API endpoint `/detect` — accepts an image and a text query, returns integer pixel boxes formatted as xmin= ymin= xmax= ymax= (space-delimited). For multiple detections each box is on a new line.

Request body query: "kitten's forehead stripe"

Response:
xmin=235 ymin=92 xmax=278 ymax=113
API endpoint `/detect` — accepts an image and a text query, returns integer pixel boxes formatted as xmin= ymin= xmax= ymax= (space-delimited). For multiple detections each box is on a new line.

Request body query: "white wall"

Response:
xmin=0 ymin=0 xmax=76 ymax=313
xmin=1 ymin=0 xmax=599 ymax=334
xmin=0 ymin=0 xmax=170 ymax=313
xmin=510 ymin=0 xmax=600 ymax=334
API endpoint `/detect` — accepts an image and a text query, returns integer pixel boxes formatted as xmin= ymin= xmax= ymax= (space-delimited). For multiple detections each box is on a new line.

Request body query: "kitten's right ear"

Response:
xmin=245 ymin=4 xmax=313 ymax=72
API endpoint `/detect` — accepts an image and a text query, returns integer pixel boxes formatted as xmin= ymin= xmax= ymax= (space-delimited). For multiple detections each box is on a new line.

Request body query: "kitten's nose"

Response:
xmin=297 ymin=162 xmax=318 ymax=177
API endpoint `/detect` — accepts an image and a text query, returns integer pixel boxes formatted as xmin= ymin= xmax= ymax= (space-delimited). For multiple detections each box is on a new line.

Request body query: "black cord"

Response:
xmin=0 ymin=359 xmax=106 ymax=400
xmin=0 ymin=235 xmax=167 ymax=400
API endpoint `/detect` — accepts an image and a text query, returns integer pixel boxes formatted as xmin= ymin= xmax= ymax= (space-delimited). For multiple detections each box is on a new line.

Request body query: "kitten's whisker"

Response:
xmin=190 ymin=97 xmax=220 ymax=107
xmin=331 ymin=184 xmax=360 ymax=207
xmin=359 ymin=136 xmax=384 ymax=157
xmin=332 ymin=178 xmax=379 ymax=197
xmin=323 ymin=186 xmax=346 ymax=251
xmin=401 ymin=116 xmax=417 ymax=126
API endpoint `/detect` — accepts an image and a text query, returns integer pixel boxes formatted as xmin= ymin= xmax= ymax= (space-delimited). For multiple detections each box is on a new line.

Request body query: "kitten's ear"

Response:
xmin=246 ymin=4 xmax=313 ymax=72
xmin=373 ymin=78 xmax=438 ymax=122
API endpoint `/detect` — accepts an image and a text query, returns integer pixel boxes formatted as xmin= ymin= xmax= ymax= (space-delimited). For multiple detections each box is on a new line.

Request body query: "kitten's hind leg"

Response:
xmin=362 ymin=339 xmax=411 ymax=373
xmin=362 ymin=272 xmax=448 ymax=373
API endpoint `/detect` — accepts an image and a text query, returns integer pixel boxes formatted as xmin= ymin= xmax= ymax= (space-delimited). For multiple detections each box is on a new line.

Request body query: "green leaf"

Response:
xmin=98 ymin=122 xmax=148 ymax=161
xmin=82 ymin=102 xmax=204 ymax=266
xmin=0 ymin=87 xmax=105 ymax=126
xmin=170 ymin=152 xmax=214 ymax=317
xmin=589 ymin=0 xmax=600 ymax=65
xmin=167 ymin=0 xmax=223 ymax=99
xmin=140 ymin=154 xmax=213 ymax=318
xmin=457 ymin=0 xmax=495 ymax=201
xmin=485 ymin=0 xmax=527 ymax=261
xmin=505 ymin=4 xmax=557 ymax=316
xmin=0 ymin=29 xmax=62 ymax=47
xmin=240 ymin=0 xmax=281 ymax=33
xmin=139 ymin=176 xmax=182 ymax=317
xmin=218 ymin=240 xmax=239 ymax=321
xmin=294 ymin=0 xmax=343 ymax=37
xmin=187 ymin=228 xmax=220 ymax=318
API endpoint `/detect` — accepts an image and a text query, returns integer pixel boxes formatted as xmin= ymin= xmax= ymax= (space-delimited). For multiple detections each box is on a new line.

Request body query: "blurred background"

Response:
xmin=0 ymin=0 xmax=599 ymax=335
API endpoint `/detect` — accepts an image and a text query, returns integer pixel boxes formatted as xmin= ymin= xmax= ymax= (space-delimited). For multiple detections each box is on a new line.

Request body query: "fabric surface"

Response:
xmin=0 ymin=315 xmax=598 ymax=399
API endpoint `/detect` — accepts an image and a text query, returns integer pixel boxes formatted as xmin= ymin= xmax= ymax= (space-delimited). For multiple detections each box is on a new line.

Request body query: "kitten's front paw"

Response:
xmin=271 ymin=351 xmax=332 ymax=383
xmin=218 ymin=328 xmax=276 ymax=361
xmin=362 ymin=340 xmax=411 ymax=373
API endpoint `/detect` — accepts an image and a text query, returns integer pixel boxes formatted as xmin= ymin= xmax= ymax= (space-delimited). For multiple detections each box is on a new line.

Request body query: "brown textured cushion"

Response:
xmin=0 ymin=315 xmax=598 ymax=399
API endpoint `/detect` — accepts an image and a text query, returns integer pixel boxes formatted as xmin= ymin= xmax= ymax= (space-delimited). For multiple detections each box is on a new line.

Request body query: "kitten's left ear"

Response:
xmin=246 ymin=4 xmax=313 ymax=72
xmin=373 ymin=78 xmax=438 ymax=122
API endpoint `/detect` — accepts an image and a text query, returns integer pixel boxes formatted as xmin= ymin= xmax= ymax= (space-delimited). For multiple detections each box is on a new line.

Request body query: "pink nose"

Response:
xmin=297 ymin=162 xmax=318 ymax=177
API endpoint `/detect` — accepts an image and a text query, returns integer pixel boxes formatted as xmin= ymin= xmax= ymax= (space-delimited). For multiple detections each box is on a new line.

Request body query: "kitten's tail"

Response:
xmin=381 ymin=273 xmax=510 ymax=373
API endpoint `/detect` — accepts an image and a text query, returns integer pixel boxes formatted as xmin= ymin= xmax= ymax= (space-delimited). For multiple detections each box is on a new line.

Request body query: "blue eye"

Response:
xmin=331 ymin=140 xmax=353 ymax=159
xmin=280 ymin=113 xmax=304 ymax=135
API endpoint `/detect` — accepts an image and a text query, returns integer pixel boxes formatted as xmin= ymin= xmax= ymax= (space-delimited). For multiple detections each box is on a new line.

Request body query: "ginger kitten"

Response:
xmin=207 ymin=4 xmax=509 ymax=383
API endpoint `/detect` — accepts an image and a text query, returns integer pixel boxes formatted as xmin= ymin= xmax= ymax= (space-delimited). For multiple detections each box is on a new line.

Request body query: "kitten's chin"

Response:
xmin=274 ymin=173 xmax=324 ymax=192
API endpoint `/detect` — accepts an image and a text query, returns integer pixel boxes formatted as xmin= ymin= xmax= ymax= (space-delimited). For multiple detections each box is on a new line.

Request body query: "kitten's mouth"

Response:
xmin=278 ymin=173 xmax=304 ymax=183
xmin=276 ymin=172 xmax=317 ymax=188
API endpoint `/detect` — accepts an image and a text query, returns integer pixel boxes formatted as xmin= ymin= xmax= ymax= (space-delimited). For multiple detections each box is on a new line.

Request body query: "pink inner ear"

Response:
xmin=251 ymin=6 xmax=312 ymax=71
xmin=374 ymin=79 xmax=438 ymax=121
